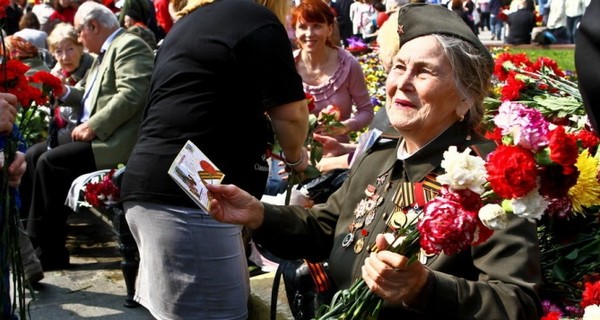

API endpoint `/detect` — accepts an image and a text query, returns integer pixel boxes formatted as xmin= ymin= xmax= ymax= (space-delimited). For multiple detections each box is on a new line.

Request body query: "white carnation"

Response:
xmin=511 ymin=189 xmax=548 ymax=221
xmin=583 ymin=305 xmax=600 ymax=320
xmin=478 ymin=204 xmax=508 ymax=230
xmin=437 ymin=146 xmax=487 ymax=194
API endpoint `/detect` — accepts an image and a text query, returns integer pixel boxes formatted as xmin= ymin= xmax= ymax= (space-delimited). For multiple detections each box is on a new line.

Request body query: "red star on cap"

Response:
xmin=397 ymin=25 xmax=404 ymax=35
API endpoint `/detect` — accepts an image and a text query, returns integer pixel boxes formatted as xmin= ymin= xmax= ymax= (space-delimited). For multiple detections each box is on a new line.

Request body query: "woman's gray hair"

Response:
xmin=75 ymin=1 xmax=120 ymax=30
xmin=433 ymin=34 xmax=493 ymax=130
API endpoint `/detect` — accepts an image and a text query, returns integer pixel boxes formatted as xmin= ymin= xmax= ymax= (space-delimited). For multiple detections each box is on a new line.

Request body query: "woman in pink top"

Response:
xmin=291 ymin=0 xmax=374 ymax=143
xmin=262 ymin=0 xmax=374 ymax=202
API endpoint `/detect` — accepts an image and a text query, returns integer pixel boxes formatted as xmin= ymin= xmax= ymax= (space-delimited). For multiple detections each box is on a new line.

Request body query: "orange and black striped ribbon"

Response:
xmin=305 ymin=260 xmax=331 ymax=293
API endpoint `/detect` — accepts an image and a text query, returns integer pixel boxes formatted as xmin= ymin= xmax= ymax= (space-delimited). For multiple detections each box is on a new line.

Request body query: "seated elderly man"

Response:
xmin=21 ymin=1 xmax=154 ymax=270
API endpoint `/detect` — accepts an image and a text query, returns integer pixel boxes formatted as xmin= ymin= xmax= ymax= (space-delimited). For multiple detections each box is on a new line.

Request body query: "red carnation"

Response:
xmin=576 ymin=129 xmax=600 ymax=151
xmin=548 ymin=126 xmax=579 ymax=173
xmin=485 ymin=145 xmax=538 ymax=199
xmin=418 ymin=196 xmax=478 ymax=256
xmin=30 ymin=70 xmax=64 ymax=97
xmin=581 ymin=280 xmax=600 ymax=308
xmin=484 ymin=127 xmax=503 ymax=143
xmin=439 ymin=187 xmax=483 ymax=213
xmin=501 ymin=73 xmax=526 ymax=101
xmin=538 ymin=164 xmax=579 ymax=198
xmin=541 ymin=311 xmax=561 ymax=320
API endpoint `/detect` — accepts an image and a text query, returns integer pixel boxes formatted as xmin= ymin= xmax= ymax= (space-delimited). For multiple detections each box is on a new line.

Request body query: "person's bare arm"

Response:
xmin=268 ymin=99 xmax=309 ymax=172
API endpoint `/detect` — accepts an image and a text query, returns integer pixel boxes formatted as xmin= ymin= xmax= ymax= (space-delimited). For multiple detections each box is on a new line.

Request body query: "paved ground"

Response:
xmin=16 ymin=209 xmax=154 ymax=320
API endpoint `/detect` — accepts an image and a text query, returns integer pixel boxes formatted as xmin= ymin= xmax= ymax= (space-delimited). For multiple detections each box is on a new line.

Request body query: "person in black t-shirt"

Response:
xmin=120 ymin=0 xmax=309 ymax=318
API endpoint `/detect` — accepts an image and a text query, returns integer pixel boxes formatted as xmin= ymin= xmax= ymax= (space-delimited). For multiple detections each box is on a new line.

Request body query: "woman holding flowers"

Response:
xmin=265 ymin=0 xmax=374 ymax=199
xmin=207 ymin=3 xmax=542 ymax=319
xmin=291 ymin=0 xmax=374 ymax=142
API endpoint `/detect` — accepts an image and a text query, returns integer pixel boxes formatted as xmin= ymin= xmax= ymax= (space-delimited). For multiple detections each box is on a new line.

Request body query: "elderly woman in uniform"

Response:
xmin=206 ymin=3 xmax=542 ymax=319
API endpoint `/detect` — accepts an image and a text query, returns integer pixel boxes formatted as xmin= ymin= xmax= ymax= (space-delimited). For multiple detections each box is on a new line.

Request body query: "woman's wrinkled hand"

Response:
xmin=361 ymin=233 xmax=429 ymax=306
xmin=313 ymin=133 xmax=350 ymax=157
xmin=206 ymin=183 xmax=265 ymax=230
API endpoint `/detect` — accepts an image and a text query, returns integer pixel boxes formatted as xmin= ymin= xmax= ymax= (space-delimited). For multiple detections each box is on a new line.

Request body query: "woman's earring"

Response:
xmin=458 ymin=114 xmax=465 ymax=122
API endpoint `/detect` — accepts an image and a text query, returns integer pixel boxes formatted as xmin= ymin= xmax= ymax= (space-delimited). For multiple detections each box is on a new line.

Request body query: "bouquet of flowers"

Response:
xmin=83 ymin=168 xmax=121 ymax=208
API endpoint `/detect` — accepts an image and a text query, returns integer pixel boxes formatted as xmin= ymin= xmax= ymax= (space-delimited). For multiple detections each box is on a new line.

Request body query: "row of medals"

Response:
xmin=341 ymin=170 xmax=433 ymax=264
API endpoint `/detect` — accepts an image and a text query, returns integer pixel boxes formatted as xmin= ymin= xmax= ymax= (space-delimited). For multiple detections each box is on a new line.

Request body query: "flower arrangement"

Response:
xmin=356 ymin=51 xmax=387 ymax=115
xmin=0 ymin=50 xmax=63 ymax=320
xmin=483 ymin=50 xmax=600 ymax=320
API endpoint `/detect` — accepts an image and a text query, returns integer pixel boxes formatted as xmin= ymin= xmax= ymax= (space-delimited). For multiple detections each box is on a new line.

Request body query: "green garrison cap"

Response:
xmin=396 ymin=3 xmax=492 ymax=63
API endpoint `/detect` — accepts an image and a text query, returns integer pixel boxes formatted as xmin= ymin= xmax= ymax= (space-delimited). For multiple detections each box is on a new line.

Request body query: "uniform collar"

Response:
xmin=397 ymin=122 xmax=473 ymax=183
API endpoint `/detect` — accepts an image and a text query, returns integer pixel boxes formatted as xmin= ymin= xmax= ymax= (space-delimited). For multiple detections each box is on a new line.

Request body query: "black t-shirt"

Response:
xmin=121 ymin=0 xmax=305 ymax=207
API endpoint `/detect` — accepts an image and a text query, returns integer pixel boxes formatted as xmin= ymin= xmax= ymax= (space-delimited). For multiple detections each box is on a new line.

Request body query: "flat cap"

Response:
xmin=396 ymin=3 xmax=492 ymax=63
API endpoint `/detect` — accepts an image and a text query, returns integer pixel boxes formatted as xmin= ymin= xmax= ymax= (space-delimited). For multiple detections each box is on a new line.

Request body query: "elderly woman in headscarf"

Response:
xmin=206 ymin=3 xmax=542 ymax=319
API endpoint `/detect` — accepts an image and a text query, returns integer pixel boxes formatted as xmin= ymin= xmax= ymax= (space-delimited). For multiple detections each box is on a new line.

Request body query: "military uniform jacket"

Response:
xmin=254 ymin=122 xmax=542 ymax=319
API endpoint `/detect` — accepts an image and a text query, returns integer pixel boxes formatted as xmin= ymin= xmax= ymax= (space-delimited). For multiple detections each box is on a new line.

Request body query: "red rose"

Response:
xmin=485 ymin=145 xmax=538 ymax=199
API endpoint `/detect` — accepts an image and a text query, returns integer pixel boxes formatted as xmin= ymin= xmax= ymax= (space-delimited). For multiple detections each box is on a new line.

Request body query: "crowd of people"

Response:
xmin=0 ymin=0 xmax=598 ymax=319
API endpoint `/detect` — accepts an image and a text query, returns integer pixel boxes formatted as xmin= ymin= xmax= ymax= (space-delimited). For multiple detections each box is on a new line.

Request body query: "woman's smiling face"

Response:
xmin=294 ymin=19 xmax=333 ymax=52
xmin=385 ymin=35 xmax=469 ymax=151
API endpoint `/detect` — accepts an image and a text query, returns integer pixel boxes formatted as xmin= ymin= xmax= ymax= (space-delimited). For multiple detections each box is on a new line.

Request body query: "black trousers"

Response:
xmin=22 ymin=141 xmax=96 ymax=260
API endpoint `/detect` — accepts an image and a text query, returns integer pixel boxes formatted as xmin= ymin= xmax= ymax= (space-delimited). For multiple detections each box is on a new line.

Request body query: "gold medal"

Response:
xmin=389 ymin=211 xmax=407 ymax=229
xmin=354 ymin=237 xmax=365 ymax=253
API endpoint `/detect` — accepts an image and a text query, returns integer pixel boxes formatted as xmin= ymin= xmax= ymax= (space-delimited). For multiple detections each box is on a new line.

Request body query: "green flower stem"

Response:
xmin=1 ymin=141 xmax=28 ymax=319
xmin=314 ymin=226 xmax=423 ymax=320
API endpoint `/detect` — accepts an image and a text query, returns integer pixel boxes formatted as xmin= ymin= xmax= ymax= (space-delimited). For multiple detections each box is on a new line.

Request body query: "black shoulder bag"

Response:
xmin=271 ymin=259 xmax=334 ymax=320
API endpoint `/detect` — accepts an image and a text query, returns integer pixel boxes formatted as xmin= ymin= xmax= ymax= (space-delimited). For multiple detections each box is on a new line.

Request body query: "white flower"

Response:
xmin=437 ymin=146 xmax=487 ymax=194
xmin=478 ymin=204 xmax=508 ymax=230
xmin=510 ymin=189 xmax=549 ymax=220
xmin=583 ymin=305 xmax=600 ymax=320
